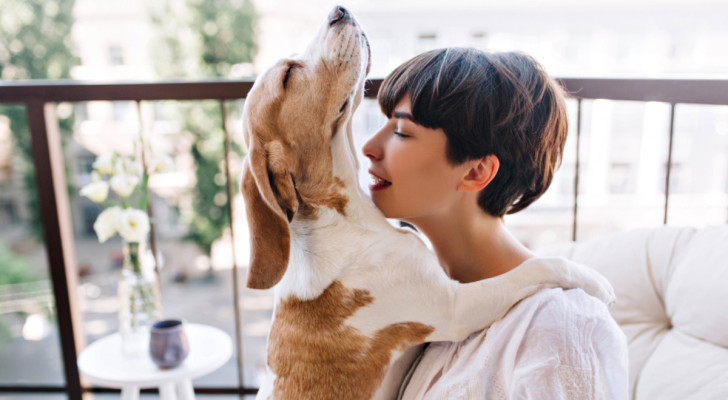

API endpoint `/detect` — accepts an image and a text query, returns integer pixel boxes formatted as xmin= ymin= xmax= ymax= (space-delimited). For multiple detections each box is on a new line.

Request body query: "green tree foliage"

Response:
xmin=149 ymin=0 xmax=257 ymax=78
xmin=0 ymin=242 xmax=34 ymax=286
xmin=148 ymin=0 xmax=256 ymax=257
xmin=0 ymin=0 xmax=76 ymax=80
xmin=0 ymin=0 xmax=78 ymax=241
xmin=191 ymin=0 xmax=257 ymax=77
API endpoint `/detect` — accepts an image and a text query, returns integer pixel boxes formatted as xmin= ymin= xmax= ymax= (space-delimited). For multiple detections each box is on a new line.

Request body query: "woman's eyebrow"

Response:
xmin=393 ymin=111 xmax=414 ymax=121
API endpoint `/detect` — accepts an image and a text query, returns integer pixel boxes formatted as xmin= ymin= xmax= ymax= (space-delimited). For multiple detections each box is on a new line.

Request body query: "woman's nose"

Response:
xmin=362 ymin=130 xmax=383 ymax=161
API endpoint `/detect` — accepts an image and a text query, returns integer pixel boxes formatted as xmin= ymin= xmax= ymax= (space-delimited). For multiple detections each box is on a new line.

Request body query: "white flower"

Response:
xmin=113 ymin=158 xmax=126 ymax=175
xmin=110 ymin=174 xmax=140 ymax=198
xmin=125 ymin=160 xmax=144 ymax=178
xmin=92 ymin=154 xmax=115 ymax=175
xmin=118 ymin=208 xmax=150 ymax=243
xmin=79 ymin=181 xmax=109 ymax=203
xmin=151 ymin=154 xmax=174 ymax=174
xmin=93 ymin=206 xmax=122 ymax=243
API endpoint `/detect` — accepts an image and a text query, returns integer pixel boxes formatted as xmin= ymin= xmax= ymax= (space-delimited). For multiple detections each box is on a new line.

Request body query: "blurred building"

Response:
xmin=1 ymin=0 xmax=727 ymax=241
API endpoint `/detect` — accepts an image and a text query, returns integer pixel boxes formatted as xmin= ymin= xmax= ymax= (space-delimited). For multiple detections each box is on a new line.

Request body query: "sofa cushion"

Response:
xmin=538 ymin=226 xmax=728 ymax=399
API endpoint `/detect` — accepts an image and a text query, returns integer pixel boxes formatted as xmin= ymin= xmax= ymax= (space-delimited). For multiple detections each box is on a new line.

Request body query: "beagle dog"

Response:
xmin=241 ymin=6 xmax=614 ymax=400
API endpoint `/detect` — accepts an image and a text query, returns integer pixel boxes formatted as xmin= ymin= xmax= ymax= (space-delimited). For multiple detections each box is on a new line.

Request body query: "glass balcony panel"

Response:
xmin=667 ymin=104 xmax=728 ymax=226
xmin=71 ymin=99 xmax=240 ymax=388
xmin=72 ymin=99 xmax=152 ymax=348
xmin=0 ymin=104 xmax=66 ymax=386
xmin=150 ymin=100 xmax=239 ymax=388
xmin=575 ymin=99 xmax=672 ymax=240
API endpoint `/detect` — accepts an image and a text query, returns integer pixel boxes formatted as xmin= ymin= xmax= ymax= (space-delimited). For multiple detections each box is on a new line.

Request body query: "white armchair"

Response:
xmin=540 ymin=225 xmax=728 ymax=399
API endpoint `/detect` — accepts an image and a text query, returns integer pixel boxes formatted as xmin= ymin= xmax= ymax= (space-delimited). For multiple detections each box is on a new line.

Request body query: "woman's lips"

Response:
xmin=368 ymin=170 xmax=391 ymax=191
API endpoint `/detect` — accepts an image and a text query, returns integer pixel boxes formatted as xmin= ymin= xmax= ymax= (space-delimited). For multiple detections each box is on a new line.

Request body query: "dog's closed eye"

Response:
xmin=339 ymin=99 xmax=348 ymax=113
xmin=283 ymin=62 xmax=299 ymax=89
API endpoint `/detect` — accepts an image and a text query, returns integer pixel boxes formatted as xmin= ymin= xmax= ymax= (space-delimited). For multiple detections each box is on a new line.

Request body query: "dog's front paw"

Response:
xmin=519 ymin=257 xmax=616 ymax=306
xmin=557 ymin=258 xmax=615 ymax=306
xmin=572 ymin=267 xmax=615 ymax=306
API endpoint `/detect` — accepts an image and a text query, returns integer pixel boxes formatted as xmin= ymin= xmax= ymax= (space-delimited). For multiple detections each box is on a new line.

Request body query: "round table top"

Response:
xmin=78 ymin=323 xmax=232 ymax=388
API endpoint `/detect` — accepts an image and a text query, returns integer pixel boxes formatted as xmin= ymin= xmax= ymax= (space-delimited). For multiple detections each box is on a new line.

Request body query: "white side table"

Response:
xmin=78 ymin=323 xmax=233 ymax=400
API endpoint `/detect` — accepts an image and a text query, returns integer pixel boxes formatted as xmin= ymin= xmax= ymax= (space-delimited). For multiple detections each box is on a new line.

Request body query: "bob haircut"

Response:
xmin=378 ymin=48 xmax=569 ymax=217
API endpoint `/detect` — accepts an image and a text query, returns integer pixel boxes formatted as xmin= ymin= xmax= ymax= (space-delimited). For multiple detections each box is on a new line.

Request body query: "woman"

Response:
xmin=362 ymin=48 xmax=628 ymax=399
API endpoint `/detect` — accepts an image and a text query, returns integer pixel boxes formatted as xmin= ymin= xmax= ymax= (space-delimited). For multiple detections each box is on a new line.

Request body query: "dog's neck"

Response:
xmin=274 ymin=110 xmax=395 ymax=301
xmin=330 ymin=116 xmax=390 ymax=226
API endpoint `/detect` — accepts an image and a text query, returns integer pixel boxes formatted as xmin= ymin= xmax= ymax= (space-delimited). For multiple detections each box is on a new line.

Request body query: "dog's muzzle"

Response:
xmin=329 ymin=5 xmax=349 ymax=25
xmin=328 ymin=5 xmax=371 ymax=75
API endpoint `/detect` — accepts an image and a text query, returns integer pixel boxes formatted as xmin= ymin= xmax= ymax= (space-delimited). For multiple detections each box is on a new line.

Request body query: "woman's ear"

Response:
xmin=458 ymin=154 xmax=499 ymax=192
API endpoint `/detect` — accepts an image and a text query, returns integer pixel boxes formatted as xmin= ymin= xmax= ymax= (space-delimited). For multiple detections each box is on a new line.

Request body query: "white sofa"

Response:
xmin=539 ymin=225 xmax=728 ymax=399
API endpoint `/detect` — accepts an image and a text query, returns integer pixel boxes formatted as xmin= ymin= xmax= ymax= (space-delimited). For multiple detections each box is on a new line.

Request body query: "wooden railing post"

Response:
xmin=25 ymin=101 xmax=85 ymax=400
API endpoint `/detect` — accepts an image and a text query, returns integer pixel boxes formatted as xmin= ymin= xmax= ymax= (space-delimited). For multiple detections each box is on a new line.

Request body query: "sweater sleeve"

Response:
xmin=510 ymin=289 xmax=629 ymax=400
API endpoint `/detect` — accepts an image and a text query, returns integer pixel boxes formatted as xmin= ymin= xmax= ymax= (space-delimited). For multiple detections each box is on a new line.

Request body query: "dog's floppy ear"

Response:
xmin=242 ymin=137 xmax=299 ymax=289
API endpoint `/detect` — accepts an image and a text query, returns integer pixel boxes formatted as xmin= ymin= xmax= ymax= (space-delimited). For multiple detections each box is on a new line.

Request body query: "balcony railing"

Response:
xmin=1 ymin=77 xmax=727 ymax=399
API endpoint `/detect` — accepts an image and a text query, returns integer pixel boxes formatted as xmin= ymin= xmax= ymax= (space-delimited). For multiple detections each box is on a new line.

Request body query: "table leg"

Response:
xmin=159 ymin=382 xmax=178 ymax=400
xmin=121 ymin=386 xmax=140 ymax=400
xmin=178 ymin=379 xmax=195 ymax=400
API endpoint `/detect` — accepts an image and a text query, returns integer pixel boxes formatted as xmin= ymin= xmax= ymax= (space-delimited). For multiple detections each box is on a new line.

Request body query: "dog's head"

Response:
xmin=242 ymin=6 xmax=370 ymax=289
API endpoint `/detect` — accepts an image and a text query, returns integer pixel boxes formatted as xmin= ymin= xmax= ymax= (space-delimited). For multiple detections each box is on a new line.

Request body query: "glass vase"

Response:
xmin=118 ymin=240 xmax=163 ymax=357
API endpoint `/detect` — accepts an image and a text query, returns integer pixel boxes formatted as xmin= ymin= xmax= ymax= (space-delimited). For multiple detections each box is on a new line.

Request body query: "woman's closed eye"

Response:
xmin=394 ymin=131 xmax=411 ymax=138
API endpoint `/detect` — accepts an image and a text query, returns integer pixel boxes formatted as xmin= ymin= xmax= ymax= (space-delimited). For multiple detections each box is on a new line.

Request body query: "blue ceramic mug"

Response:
xmin=149 ymin=319 xmax=189 ymax=369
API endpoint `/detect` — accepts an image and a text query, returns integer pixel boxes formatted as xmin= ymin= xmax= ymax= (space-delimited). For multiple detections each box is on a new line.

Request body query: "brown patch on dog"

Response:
xmin=298 ymin=177 xmax=349 ymax=219
xmin=268 ymin=281 xmax=434 ymax=399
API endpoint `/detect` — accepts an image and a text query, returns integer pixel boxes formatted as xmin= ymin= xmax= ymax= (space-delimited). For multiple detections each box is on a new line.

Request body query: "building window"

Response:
xmin=108 ymin=45 xmax=125 ymax=66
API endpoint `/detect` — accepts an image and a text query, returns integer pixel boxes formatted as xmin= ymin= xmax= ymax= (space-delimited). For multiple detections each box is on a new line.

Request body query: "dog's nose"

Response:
xmin=329 ymin=5 xmax=349 ymax=25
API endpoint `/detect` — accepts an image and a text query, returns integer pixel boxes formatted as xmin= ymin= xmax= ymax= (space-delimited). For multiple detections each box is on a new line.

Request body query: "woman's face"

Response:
xmin=361 ymin=96 xmax=467 ymax=222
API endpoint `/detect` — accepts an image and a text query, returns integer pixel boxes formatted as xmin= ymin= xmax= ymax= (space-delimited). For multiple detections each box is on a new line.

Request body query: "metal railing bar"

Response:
xmin=25 ymin=100 xmax=85 ymax=400
xmin=0 ymin=385 xmax=67 ymax=393
xmin=0 ymin=385 xmax=258 ymax=395
xmin=3 ymin=78 xmax=728 ymax=105
xmin=0 ymin=384 xmax=260 ymax=395
xmin=0 ymin=384 xmax=258 ymax=395
xmin=220 ymin=99 xmax=247 ymax=390
xmin=559 ymin=78 xmax=728 ymax=105
xmin=365 ymin=79 xmax=382 ymax=99
xmin=0 ymin=79 xmax=256 ymax=103
xmin=572 ymin=99 xmax=583 ymax=242
xmin=83 ymin=386 xmax=259 ymax=395
xmin=664 ymin=103 xmax=677 ymax=224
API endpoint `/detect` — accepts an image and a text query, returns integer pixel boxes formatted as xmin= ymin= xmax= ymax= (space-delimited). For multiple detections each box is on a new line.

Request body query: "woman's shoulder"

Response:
xmin=529 ymin=286 xmax=613 ymax=319
xmin=496 ymin=283 xmax=625 ymax=347
xmin=509 ymin=257 xmax=616 ymax=323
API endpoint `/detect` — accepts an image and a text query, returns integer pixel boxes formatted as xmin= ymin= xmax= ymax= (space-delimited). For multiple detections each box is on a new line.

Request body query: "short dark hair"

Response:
xmin=378 ymin=48 xmax=568 ymax=217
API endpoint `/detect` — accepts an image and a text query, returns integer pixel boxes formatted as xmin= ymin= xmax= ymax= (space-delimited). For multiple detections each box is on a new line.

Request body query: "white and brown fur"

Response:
xmin=241 ymin=6 xmax=614 ymax=400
